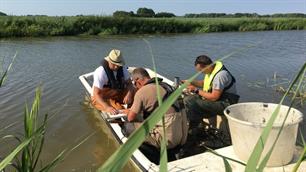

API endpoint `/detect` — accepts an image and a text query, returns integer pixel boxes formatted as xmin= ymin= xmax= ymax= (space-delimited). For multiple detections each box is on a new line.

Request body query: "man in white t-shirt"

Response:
xmin=91 ymin=49 xmax=134 ymax=114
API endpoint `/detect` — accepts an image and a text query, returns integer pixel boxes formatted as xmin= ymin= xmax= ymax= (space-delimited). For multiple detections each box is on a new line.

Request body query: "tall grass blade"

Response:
xmin=245 ymin=62 xmax=306 ymax=171
xmin=205 ymin=146 xmax=244 ymax=172
xmin=38 ymin=132 xmax=95 ymax=172
xmin=33 ymin=114 xmax=48 ymax=170
xmin=223 ymin=158 xmax=232 ymax=172
xmin=38 ymin=150 xmax=66 ymax=172
xmin=1 ymin=87 xmax=88 ymax=171
xmin=292 ymin=131 xmax=306 ymax=172
xmin=0 ymin=52 xmax=17 ymax=87
xmin=20 ymin=87 xmax=42 ymax=171
xmin=143 ymin=38 xmax=168 ymax=171
xmin=205 ymin=146 xmax=246 ymax=166
xmin=22 ymin=103 xmax=31 ymax=171
xmin=300 ymin=129 xmax=306 ymax=146
xmin=0 ymin=124 xmax=45 ymax=171
xmin=0 ymin=136 xmax=32 ymax=171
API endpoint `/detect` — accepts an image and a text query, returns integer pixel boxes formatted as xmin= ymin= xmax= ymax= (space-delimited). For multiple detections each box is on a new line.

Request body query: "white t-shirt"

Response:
xmin=91 ymin=66 xmax=130 ymax=96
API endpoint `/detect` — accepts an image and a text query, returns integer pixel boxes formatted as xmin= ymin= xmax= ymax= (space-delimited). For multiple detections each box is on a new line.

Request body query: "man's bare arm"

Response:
xmin=127 ymin=110 xmax=138 ymax=122
xmin=93 ymin=86 xmax=117 ymax=114
xmin=191 ymin=80 xmax=204 ymax=87
xmin=182 ymin=80 xmax=203 ymax=88
xmin=198 ymin=89 xmax=223 ymax=101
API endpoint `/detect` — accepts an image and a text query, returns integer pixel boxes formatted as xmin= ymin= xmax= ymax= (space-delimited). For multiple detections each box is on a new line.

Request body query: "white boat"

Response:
xmin=79 ymin=67 xmax=174 ymax=171
xmin=79 ymin=67 xmax=306 ymax=172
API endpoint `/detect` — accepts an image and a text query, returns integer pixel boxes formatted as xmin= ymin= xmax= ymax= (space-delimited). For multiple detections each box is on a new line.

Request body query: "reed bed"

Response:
xmin=0 ymin=16 xmax=305 ymax=38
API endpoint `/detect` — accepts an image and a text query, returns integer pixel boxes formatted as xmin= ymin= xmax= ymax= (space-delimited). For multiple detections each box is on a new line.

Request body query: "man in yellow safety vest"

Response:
xmin=183 ymin=55 xmax=240 ymax=132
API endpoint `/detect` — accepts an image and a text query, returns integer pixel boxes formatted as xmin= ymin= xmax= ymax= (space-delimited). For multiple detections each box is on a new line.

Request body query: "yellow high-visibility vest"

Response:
xmin=203 ymin=61 xmax=223 ymax=92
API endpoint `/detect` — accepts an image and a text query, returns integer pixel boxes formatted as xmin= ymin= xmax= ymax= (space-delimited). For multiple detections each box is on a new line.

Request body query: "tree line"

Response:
xmin=2 ymin=8 xmax=305 ymax=18
xmin=113 ymin=8 xmax=176 ymax=18
xmin=184 ymin=13 xmax=306 ymax=18
xmin=113 ymin=8 xmax=306 ymax=18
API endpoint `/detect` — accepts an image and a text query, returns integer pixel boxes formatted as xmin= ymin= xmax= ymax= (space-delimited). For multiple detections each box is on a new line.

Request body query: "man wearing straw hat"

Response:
xmin=183 ymin=55 xmax=240 ymax=133
xmin=91 ymin=49 xmax=134 ymax=114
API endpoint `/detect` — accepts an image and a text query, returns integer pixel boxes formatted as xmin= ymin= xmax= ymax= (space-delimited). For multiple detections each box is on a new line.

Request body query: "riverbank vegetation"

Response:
xmin=0 ymin=15 xmax=305 ymax=38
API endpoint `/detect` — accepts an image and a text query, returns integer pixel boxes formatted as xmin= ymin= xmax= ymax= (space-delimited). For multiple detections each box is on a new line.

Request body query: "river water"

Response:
xmin=0 ymin=30 xmax=305 ymax=171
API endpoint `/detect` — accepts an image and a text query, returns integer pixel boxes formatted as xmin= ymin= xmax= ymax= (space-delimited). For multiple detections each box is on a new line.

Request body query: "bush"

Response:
xmin=113 ymin=11 xmax=135 ymax=18
xmin=136 ymin=8 xmax=155 ymax=17
xmin=155 ymin=12 xmax=176 ymax=18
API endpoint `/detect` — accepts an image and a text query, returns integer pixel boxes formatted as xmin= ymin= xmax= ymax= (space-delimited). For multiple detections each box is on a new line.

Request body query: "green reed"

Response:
xmin=0 ymin=88 xmax=60 ymax=172
xmin=0 ymin=52 xmax=17 ymax=87
xmin=143 ymin=38 xmax=167 ymax=171
xmin=0 ymin=16 xmax=305 ymax=38
xmin=293 ymin=130 xmax=306 ymax=172
xmin=0 ymin=87 xmax=93 ymax=171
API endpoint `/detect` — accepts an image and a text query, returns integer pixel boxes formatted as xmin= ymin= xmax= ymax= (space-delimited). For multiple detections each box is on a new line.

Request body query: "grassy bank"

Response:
xmin=0 ymin=16 xmax=306 ymax=37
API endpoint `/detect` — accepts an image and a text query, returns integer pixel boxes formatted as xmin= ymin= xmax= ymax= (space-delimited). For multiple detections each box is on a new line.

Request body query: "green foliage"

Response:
xmin=293 ymin=131 xmax=306 ymax=172
xmin=136 ymin=7 xmax=155 ymax=17
xmin=0 ymin=88 xmax=55 ymax=171
xmin=0 ymin=87 xmax=65 ymax=172
xmin=0 ymin=87 xmax=94 ymax=171
xmin=0 ymin=16 xmax=305 ymax=37
xmin=186 ymin=13 xmax=228 ymax=18
xmin=0 ymin=133 xmax=38 ymax=171
xmin=155 ymin=12 xmax=176 ymax=18
xmin=185 ymin=12 xmax=306 ymax=18
xmin=0 ymin=52 xmax=17 ymax=87
xmin=143 ymin=38 xmax=168 ymax=171
xmin=113 ymin=11 xmax=135 ymax=18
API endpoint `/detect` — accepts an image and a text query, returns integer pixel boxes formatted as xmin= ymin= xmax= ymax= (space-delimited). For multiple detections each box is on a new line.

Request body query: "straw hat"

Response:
xmin=104 ymin=49 xmax=125 ymax=66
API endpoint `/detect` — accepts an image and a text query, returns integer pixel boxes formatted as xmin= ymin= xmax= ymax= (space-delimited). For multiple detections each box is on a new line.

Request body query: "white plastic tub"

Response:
xmin=224 ymin=102 xmax=303 ymax=167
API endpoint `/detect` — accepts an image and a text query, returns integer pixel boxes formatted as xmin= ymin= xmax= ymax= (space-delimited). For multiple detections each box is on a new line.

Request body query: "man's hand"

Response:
xmin=123 ymin=92 xmax=133 ymax=104
xmin=106 ymin=106 xmax=118 ymax=115
xmin=182 ymin=80 xmax=203 ymax=88
xmin=187 ymin=84 xmax=197 ymax=92
xmin=181 ymin=80 xmax=189 ymax=85
xmin=121 ymin=108 xmax=129 ymax=114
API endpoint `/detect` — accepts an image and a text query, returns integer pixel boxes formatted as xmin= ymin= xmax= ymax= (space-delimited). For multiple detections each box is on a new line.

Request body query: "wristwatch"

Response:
xmin=194 ymin=88 xmax=199 ymax=94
